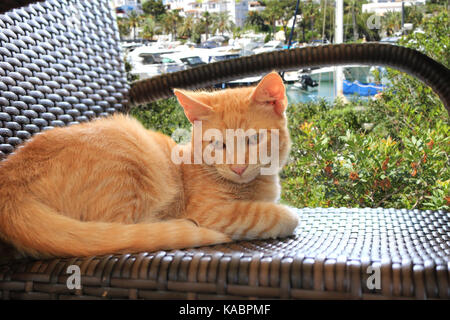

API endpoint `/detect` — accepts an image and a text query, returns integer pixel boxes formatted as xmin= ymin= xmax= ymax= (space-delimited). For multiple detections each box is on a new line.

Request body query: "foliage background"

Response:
xmin=130 ymin=12 xmax=449 ymax=211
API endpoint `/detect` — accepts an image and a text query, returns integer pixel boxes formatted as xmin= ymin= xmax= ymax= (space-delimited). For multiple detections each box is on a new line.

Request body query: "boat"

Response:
xmin=203 ymin=48 xmax=241 ymax=63
xmin=230 ymin=33 xmax=265 ymax=55
xmin=296 ymin=65 xmax=377 ymax=83
xmin=224 ymin=76 xmax=262 ymax=87
xmin=127 ymin=46 xmax=181 ymax=79
xmin=253 ymin=40 xmax=284 ymax=54
xmin=160 ymin=51 xmax=206 ymax=73
xmin=343 ymin=80 xmax=386 ymax=96
xmin=291 ymin=75 xmax=319 ymax=91
xmin=299 ymin=66 xmax=336 ymax=82
xmin=120 ymin=41 xmax=143 ymax=54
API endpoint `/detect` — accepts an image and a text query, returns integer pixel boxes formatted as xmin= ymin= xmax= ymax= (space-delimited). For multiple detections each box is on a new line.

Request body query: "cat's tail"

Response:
xmin=0 ymin=198 xmax=231 ymax=258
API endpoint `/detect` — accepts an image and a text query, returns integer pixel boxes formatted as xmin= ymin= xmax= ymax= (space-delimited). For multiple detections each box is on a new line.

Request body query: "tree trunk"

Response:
xmin=352 ymin=3 xmax=358 ymax=41
xmin=283 ymin=24 xmax=288 ymax=44
xmin=302 ymin=22 xmax=306 ymax=42
xmin=272 ymin=19 xmax=276 ymax=40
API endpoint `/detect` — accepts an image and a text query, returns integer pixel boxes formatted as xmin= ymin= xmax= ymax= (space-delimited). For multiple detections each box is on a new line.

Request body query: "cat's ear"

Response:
xmin=174 ymin=89 xmax=213 ymax=123
xmin=251 ymin=72 xmax=287 ymax=115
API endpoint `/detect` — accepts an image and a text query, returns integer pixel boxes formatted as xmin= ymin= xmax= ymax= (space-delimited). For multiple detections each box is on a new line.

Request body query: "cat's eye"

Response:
xmin=248 ymin=134 xmax=259 ymax=145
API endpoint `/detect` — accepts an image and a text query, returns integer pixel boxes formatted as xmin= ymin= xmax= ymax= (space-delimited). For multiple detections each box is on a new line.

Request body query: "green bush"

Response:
xmin=281 ymin=99 xmax=449 ymax=210
xmin=282 ymin=12 xmax=449 ymax=210
xmin=130 ymin=12 xmax=449 ymax=211
xmin=130 ymin=97 xmax=190 ymax=137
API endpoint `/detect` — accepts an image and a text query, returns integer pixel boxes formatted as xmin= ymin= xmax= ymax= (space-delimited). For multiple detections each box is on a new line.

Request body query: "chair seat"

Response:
xmin=1 ymin=207 xmax=448 ymax=299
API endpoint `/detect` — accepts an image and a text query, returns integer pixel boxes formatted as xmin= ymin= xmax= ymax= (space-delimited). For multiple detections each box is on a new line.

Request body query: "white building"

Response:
xmin=111 ymin=0 xmax=143 ymax=11
xmin=362 ymin=0 xmax=426 ymax=15
xmin=163 ymin=0 xmax=186 ymax=11
xmin=163 ymin=0 xmax=249 ymax=28
xmin=248 ymin=1 xmax=265 ymax=12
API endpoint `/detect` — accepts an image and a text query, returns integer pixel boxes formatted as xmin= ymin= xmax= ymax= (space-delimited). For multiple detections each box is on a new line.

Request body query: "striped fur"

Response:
xmin=0 ymin=72 xmax=297 ymax=259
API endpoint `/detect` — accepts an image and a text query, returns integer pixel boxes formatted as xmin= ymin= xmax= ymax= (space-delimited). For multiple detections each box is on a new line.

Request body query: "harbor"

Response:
xmin=124 ymin=40 xmax=388 ymax=104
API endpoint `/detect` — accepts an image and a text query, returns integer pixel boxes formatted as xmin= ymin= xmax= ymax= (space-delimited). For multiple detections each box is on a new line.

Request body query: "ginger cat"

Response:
xmin=0 ymin=72 xmax=298 ymax=259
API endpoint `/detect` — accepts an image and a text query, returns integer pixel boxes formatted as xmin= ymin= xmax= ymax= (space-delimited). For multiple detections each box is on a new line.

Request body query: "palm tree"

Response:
xmin=201 ymin=11 xmax=213 ymax=40
xmin=297 ymin=0 xmax=311 ymax=42
xmin=317 ymin=0 xmax=335 ymax=43
xmin=357 ymin=12 xmax=380 ymax=41
xmin=127 ymin=10 xmax=140 ymax=41
xmin=160 ymin=15 xmax=172 ymax=37
xmin=117 ymin=17 xmax=131 ymax=40
xmin=404 ymin=5 xmax=424 ymax=28
xmin=141 ymin=16 xmax=159 ymax=40
xmin=278 ymin=0 xmax=296 ymax=43
xmin=262 ymin=0 xmax=283 ymax=40
xmin=163 ymin=10 xmax=183 ymax=40
xmin=179 ymin=15 xmax=195 ymax=40
xmin=340 ymin=0 xmax=360 ymax=42
xmin=350 ymin=0 xmax=359 ymax=41
xmin=245 ymin=11 xmax=266 ymax=32
xmin=383 ymin=11 xmax=402 ymax=36
xmin=212 ymin=12 xmax=234 ymax=36
xmin=300 ymin=0 xmax=321 ymax=42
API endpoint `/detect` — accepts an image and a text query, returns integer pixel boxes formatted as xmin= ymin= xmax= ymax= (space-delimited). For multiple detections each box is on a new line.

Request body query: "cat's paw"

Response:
xmin=235 ymin=204 xmax=298 ymax=241
xmin=265 ymin=205 xmax=299 ymax=239
xmin=276 ymin=206 xmax=299 ymax=238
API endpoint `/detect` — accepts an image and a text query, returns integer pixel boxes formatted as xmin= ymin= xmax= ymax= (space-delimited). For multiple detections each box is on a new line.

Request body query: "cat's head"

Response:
xmin=174 ymin=72 xmax=291 ymax=184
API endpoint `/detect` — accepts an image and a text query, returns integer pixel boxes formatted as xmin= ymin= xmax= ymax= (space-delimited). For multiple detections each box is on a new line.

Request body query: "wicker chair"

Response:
xmin=0 ymin=0 xmax=449 ymax=300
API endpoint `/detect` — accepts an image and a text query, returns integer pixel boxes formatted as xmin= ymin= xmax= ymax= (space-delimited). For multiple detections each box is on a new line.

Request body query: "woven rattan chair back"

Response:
xmin=0 ymin=0 xmax=128 ymax=160
xmin=0 ymin=0 xmax=449 ymax=300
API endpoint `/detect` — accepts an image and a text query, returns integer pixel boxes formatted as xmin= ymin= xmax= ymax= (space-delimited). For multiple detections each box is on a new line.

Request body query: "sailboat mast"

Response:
xmin=335 ymin=0 xmax=344 ymax=97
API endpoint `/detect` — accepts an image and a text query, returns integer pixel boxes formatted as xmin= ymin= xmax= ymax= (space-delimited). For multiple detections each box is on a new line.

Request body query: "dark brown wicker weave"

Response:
xmin=0 ymin=0 xmax=449 ymax=300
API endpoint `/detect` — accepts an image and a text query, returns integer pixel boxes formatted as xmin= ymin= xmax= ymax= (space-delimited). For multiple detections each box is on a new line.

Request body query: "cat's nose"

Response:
xmin=231 ymin=165 xmax=248 ymax=176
